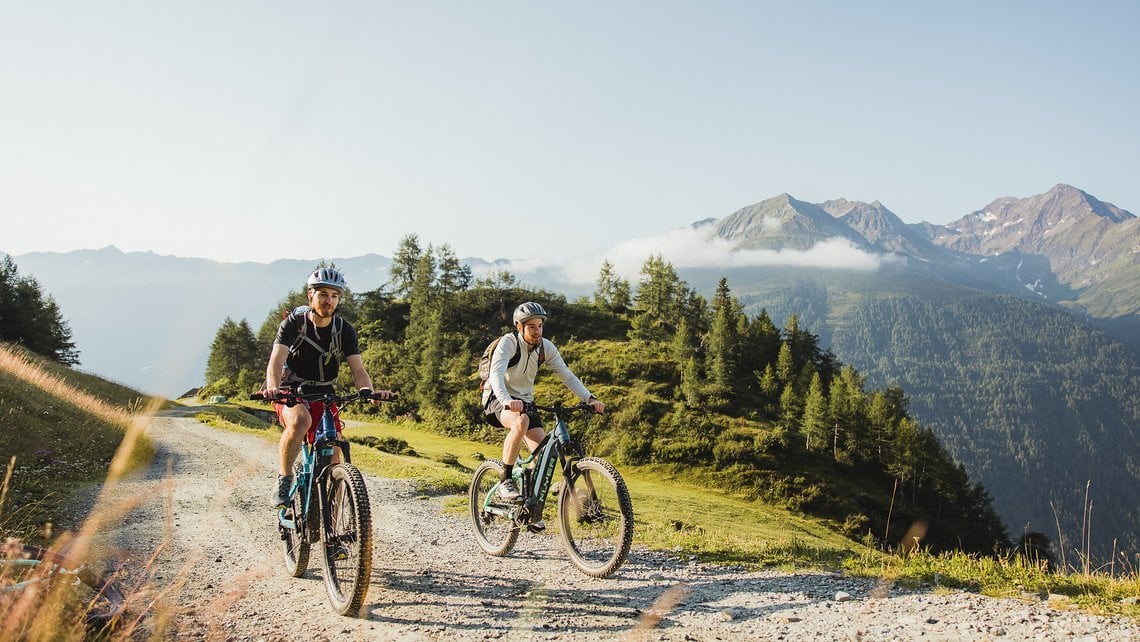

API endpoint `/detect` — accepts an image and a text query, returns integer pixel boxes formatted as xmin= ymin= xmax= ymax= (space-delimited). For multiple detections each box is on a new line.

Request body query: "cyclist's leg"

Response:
xmin=277 ymin=402 xmax=313 ymax=475
xmin=500 ymin=409 xmax=542 ymax=466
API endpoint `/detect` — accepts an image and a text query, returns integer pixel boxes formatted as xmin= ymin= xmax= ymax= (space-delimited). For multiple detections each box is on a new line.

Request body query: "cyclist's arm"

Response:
xmin=265 ymin=343 xmax=289 ymax=394
xmin=345 ymin=354 xmax=394 ymax=402
xmin=542 ymin=341 xmax=597 ymax=407
xmin=346 ymin=353 xmax=374 ymax=391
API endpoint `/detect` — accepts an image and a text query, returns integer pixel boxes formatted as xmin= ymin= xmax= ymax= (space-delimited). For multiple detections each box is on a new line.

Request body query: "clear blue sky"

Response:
xmin=2 ymin=2 xmax=1137 ymax=264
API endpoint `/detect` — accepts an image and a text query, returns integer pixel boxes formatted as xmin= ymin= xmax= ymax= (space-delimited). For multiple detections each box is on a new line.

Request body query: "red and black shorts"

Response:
xmin=273 ymin=400 xmax=343 ymax=444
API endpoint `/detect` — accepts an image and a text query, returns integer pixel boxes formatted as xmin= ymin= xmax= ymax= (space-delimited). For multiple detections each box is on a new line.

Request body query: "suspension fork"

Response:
xmin=279 ymin=444 xmax=316 ymax=532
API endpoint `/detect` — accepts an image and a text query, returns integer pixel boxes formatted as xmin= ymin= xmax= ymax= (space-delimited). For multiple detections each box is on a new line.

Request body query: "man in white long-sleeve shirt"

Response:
xmin=481 ymin=302 xmax=605 ymax=503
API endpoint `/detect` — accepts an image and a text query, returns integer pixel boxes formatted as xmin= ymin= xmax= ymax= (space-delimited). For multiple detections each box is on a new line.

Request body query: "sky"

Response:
xmin=2 ymin=1 xmax=1138 ymax=267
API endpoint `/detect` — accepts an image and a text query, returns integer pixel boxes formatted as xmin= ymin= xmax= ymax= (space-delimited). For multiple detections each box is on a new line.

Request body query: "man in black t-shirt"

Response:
xmin=263 ymin=267 xmax=393 ymax=508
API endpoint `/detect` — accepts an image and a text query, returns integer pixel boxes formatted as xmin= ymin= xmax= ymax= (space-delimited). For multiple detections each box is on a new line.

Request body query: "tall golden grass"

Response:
xmin=0 ymin=343 xmax=173 ymax=640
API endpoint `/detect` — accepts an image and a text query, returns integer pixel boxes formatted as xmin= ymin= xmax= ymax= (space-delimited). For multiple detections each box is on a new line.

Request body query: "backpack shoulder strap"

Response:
xmin=505 ymin=332 xmax=523 ymax=369
xmin=287 ymin=309 xmax=309 ymax=355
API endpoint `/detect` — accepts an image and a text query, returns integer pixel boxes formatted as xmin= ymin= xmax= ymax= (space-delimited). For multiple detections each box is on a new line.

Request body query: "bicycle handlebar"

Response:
xmin=524 ymin=400 xmax=599 ymax=418
xmin=249 ymin=389 xmax=398 ymax=405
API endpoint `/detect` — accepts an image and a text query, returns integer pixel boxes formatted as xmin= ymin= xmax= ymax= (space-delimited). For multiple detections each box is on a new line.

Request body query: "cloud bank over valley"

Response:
xmin=489 ymin=225 xmax=899 ymax=287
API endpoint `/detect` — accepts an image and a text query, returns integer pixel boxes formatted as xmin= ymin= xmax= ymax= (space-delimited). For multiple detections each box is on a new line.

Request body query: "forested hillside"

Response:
xmin=831 ymin=287 xmax=1140 ymax=558
xmin=690 ymin=263 xmax=1140 ymax=558
xmin=203 ymin=237 xmax=1011 ymax=555
xmin=0 ymin=256 xmax=78 ymax=365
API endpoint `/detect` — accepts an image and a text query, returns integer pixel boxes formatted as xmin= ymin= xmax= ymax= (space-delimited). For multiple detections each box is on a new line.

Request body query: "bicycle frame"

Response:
xmin=480 ymin=404 xmax=584 ymax=525
xmin=278 ymin=399 xmax=352 ymax=537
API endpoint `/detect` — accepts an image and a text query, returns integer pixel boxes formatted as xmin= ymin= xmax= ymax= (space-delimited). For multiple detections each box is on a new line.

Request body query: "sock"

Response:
xmin=502 ymin=463 xmax=514 ymax=481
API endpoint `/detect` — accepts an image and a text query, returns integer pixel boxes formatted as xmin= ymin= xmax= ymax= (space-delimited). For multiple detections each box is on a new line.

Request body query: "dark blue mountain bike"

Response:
xmin=469 ymin=401 xmax=634 ymax=578
xmin=251 ymin=389 xmax=390 ymax=616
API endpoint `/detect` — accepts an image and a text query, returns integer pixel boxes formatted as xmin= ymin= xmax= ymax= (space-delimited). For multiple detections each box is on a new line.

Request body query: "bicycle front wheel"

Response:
xmin=320 ymin=463 xmax=373 ymax=616
xmin=469 ymin=460 xmax=519 ymax=557
xmin=557 ymin=457 xmax=634 ymax=578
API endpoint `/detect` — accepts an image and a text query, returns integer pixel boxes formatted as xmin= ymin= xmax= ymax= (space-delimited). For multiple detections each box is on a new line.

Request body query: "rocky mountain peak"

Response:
xmin=710 ymin=194 xmax=870 ymax=252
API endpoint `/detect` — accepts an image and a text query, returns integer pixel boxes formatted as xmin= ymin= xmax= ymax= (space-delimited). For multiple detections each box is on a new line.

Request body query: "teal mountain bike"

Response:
xmin=251 ymin=389 xmax=390 ymax=616
xmin=469 ymin=401 xmax=634 ymax=578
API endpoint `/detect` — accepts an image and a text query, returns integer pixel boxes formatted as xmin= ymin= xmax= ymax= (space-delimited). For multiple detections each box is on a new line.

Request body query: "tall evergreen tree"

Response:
xmin=401 ymin=249 xmax=441 ymax=408
xmin=757 ymin=363 xmax=779 ymax=416
xmin=435 ymin=243 xmax=472 ymax=296
xmin=629 ymin=255 xmax=683 ymax=343
xmin=205 ymin=317 xmax=259 ymax=388
xmin=801 ymin=371 xmax=829 ymax=452
xmin=868 ymin=385 xmax=908 ymax=462
xmin=739 ymin=308 xmax=780 ymax=385
xmin=775 ymin=342 xmax=795 ymax=387
xmin=778 ymin=382 xmax=802 ymax=435
xmin=0 ymin=256 xmax=79 ymax=365
xmin=388 ymin=234 xmax=423 ymax=299
xmin=828 ymin=365 xmax=868 ymax=463
xmin=707 ymin=278 xmax=740 ymax=392
xmin=594 ymin=260 xmax=632 ymax=313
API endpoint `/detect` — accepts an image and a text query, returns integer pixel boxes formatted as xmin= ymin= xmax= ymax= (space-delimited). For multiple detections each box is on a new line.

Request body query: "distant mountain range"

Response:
xmin=687 ymin=183 xmax=1139 ymax=557
xmin=6 ymin=183 xmax=1138 ymax=556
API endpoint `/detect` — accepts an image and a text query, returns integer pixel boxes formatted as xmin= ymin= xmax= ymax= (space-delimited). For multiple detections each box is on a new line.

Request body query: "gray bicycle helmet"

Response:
xmin=306 ymin=267 xmax=347 ymax=292
xmin=513 ymin=302 xmax=547 ymax=325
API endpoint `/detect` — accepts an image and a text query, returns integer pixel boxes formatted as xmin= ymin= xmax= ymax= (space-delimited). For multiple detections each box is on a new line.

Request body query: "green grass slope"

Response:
xmin=0 ymin=343 xmax=159 ymax=541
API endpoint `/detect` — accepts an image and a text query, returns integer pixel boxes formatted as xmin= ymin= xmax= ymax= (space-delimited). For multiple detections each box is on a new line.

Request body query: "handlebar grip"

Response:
xmin=249 ymin=392 xmax=267 ymax=400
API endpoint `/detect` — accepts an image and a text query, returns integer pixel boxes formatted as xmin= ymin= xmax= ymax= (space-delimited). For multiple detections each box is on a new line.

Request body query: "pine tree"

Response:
xmin=707 ymin=278 xmax=740 ymax=392
xmin=827 ymin=365 xmax=868 ymax=463
xmin=775 ymin=342 xmax=795 ymax=387
xmin=801 ymin=371 xmax=829 ymax=452
xmin=0 ymin=256 xmax=79 ymax=364
xmin=778 ymin=383 xmax=802 ymax=435
xmin=388 ymin=234 xmax=423 ymax=299
xmin=629 ymin=255 xmax=686 ymax=343
xmin=594 ymin=260 xmax=632 ymax=312
xmin=435 ymin=244 xmax=472 ymax=296
xmin=757 ymin=363 xmax=779 ymax=416
xmin=205 ymin=317 xmax=259 ymax=389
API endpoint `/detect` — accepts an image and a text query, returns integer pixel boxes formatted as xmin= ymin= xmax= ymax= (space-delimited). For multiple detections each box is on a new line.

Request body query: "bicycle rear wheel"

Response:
xmin=469 ymin=460 xmax=518 ymax=556
xmin=282 ymin=463 xmax=310 ymax=577
xmin=557 ymin=457 xmax=634 ymax=578
xmin=320 ymin=463 xmax=373 ymax=616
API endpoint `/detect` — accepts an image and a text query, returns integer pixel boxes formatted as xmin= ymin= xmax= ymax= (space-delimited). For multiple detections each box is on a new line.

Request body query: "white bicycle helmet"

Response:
xmin=513 ymin=302 xmax=547 ymax=325
xmin=307 ymin=267 xmax=347 ymax=292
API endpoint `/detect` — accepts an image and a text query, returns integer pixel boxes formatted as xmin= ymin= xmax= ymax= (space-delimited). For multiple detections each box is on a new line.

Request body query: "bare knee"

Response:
xmin=504 ymin=413 xmax=530 ymax=438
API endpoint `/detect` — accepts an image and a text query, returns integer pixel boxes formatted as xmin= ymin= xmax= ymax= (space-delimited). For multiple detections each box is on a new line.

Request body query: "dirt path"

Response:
xmin=75 ymin=410 xmax=1137 ymax=641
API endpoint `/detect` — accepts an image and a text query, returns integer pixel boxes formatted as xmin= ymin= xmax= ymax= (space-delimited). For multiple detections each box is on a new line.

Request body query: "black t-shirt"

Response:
xmin=274 ymin=310 xmax=361 ymax=389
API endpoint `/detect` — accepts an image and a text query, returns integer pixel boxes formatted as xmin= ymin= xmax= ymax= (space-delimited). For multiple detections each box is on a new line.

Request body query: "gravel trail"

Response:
xmin=76 ymin=409 xmax=1138 ymax=641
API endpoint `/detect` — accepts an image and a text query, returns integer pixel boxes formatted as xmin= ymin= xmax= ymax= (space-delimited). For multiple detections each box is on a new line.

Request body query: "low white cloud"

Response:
xmin=491 ymin=226 xmax=897 ymax=286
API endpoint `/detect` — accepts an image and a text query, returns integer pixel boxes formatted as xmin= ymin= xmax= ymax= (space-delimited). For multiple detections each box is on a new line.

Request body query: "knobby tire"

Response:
xmin=469 ymin=460 xmax=519 ymax=557
xmin=320 ymin=463 xmax=373 ymax=616
xmin=557 ymin=457 xmax=634 ymax=578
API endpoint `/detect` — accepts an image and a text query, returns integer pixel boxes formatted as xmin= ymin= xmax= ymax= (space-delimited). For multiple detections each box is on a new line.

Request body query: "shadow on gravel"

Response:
xmin=357 ymin=553 xmax=879 ymax=635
